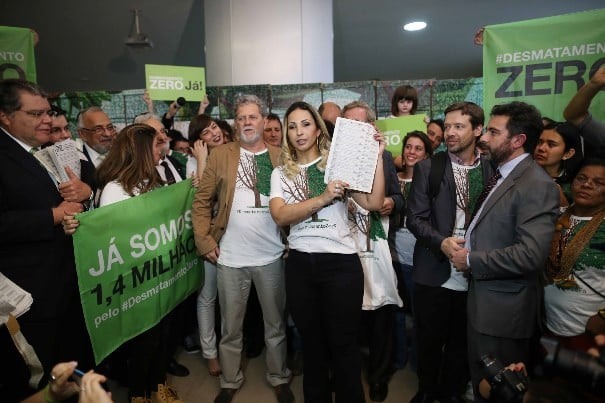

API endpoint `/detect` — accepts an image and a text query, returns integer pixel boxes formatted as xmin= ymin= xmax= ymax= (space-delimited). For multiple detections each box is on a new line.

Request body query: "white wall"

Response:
xmin=205 ymin=0 xmax=333 ymax=86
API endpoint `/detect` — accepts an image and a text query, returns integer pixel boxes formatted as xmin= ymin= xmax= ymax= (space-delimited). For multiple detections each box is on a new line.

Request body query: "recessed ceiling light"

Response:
xmin=403 ymin=21 xmax=427 ymax=32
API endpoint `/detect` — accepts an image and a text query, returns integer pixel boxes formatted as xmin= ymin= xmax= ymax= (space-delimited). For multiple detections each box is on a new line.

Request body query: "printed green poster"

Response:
xmin=145 ymin=64 xmax=206 ymax=101
xmin=72 ymin=180 xmax=203 ymax=363
xmin=0 ymin=26 xmax=37 ymax=82
xmin=375 ymin=114 xmax=427 ymax=157
xmin=483 ymin=9 xmax=605 ymax=121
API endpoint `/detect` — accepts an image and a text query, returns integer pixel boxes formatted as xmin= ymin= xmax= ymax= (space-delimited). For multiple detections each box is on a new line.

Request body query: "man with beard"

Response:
xmin=450 ymin=101 xmax=559 ymax=402
xmin=76 ymin=106 xmax=116 ymax=168
xmin=192 ymin=95 xmax=292 ymax=403
xmin=407 ymin=101 xmax=493 ymax=403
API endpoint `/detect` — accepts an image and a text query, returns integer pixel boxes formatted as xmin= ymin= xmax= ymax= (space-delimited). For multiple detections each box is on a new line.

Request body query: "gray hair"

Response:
xmin=342 ymin=100 xmax=376 ymax=123
xmin=77 ymin=106 xmax=105 ymax=129
xmin=133 ymin=112 xmax=161 ymax=124
xmin=234 ymin=94 xmax=266 ymax=117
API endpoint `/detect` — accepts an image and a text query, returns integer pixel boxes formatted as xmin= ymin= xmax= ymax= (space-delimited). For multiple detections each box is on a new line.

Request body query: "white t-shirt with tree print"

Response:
xmin=218 ymin=148 xmax=284 ymax=268
xmin=270 ymin=158 xmax=357 ymax=254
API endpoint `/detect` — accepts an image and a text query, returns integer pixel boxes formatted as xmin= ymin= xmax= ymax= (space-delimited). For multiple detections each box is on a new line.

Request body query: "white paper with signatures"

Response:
xmin=325 ymin=117 xmax=378 ymax=193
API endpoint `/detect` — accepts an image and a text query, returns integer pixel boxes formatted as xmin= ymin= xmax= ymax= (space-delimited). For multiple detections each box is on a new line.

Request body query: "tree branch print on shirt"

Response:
xmin=347 ymin=199 xmax=386 ymax=252
xmin=237 ymin=152 xmax=273 ymax=208
xmin=282 ymin=163 xmax=327 ymax=222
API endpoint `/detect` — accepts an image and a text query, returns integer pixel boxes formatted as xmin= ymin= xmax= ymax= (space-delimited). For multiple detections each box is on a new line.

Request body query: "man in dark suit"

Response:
xmin=407 ymin=101 xmax=493 ymax=403
xmin=0 ymin=79 xmax=88 ymax=400
xmin=48 ymin=106 xmax=97 ymax=200
xmin=451 ymin=101 xmax=559 ymax=402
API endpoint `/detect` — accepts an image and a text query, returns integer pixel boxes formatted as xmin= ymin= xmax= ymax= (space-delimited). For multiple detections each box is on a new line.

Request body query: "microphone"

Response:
xmin=174 ymin=97 xmax=186 ymax=109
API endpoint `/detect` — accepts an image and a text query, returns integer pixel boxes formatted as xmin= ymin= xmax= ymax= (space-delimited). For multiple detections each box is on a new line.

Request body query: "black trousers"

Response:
xmin=286 ymin=250 xmax=365 ymax=403
xmin=361 ymin=304 xmax=395 ymax=385
xmin=467 ymin=325 xmax=532 ymax=403
xmin=413 ymin=283 xmax=469 ymax=398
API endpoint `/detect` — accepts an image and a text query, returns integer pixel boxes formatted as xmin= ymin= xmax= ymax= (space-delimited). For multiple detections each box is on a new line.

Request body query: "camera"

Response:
xmin=480 ymin=354 xmax=530 ymax=403
xmin=481 ymin=337 xmax=605 ymax=402
xmin=541 ymin=336 xmax=605 ymax=395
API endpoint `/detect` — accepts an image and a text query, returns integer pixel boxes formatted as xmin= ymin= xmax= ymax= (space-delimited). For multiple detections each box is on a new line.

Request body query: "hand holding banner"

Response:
xmin=72 ymin=180 xmax=203 ymax=363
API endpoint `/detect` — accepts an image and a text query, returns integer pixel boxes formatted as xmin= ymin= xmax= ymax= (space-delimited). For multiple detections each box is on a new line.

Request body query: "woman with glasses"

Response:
xmin=534 ymin=122 xmax=583 ymax=205
xmin=269 ymin=101 xmax=385 ymax=402
xmin=544 ymin=158 xmax=605 ymax=352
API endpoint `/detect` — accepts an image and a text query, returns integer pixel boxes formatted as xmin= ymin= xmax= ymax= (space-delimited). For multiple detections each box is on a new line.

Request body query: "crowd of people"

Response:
xmin=0 ymin=65 xmax=604 ymax=403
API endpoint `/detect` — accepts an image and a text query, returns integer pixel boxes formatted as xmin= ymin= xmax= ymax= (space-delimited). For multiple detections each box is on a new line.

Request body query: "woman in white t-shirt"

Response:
xmin=269 ymin=101 xmax=385 ymax=403
xmin=63 ymin=124 xmax=180 ymax=401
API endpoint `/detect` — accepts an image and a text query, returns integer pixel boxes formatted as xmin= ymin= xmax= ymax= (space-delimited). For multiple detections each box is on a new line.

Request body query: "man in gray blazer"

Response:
xmin=407 ymin=102 xmax=493 ymax=403
xmin=451 ymin=102 xmax=559 ymax=402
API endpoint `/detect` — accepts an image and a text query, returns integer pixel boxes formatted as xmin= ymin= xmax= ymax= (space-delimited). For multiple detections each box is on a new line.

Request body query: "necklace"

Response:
xmin=546 ymin=205 xmax=605 ymax=283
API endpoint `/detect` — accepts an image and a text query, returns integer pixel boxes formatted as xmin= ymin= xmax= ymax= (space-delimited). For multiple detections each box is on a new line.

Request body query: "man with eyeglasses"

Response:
xmin=77 ymin=106 xmax=116 ymax=168
xmin=46 ymin=106 xmax=97 ymax=198
xmin=192 ymin=94 xmax=293 ymax=403
xmin=0 ymin=79 xmax=93 ymax=401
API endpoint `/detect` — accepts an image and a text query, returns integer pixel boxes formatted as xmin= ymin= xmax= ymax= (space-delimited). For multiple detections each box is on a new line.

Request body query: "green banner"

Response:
xmin=375 ymin=114 xmax=427 ymax=157
xmin=0 ymin=26 xmax=36 ymax=82
xmin=145 ymin=64 xmax=206 ymax=101
xmin=483 ymin=9 xmax=605 ymax=121
xmin=73 ymin=180 xmax=203 ymax=363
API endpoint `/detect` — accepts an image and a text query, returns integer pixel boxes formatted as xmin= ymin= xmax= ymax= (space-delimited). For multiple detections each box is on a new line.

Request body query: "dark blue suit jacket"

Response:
xmin=406 ymin=154 xmax=493 ymax=287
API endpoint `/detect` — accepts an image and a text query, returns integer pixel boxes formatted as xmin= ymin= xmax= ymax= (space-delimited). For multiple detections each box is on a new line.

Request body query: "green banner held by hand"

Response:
xmin=72 ymin=180 xmax=203 ymax=363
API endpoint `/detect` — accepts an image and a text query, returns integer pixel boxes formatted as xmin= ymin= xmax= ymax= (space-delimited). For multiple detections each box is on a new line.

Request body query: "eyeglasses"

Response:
xmin=80 ymin=124 xmax=117 ymax=136
xmin=573 ymin=175 xmax=604 ymax=193
xmin=17 ymin=109 xmax=57 ymax=119
xmin=235 ymin=114 xmax=261 ymax=124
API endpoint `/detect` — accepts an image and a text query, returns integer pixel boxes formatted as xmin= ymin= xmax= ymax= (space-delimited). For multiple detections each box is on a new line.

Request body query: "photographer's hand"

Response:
xmin=588 ymin=334 xmax=605 ymax=358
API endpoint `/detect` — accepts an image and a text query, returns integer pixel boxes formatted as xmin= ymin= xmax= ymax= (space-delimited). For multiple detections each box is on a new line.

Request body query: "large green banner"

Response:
xmin=483 ymin=9 xmax=605 ymax=121
xmin=375 ymin=114 xmax=427 ymax=157
xmin=0 ymin=26 xmax=37 ymax=82
xmin=145 ymin=64 xmax=206 ymax=101
xmin=73 ymin=180 xmax=203 ymax=363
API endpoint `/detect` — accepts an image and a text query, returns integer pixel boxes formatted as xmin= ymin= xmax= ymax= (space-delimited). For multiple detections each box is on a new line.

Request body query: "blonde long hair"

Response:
xmin=281 ymin=101 xmax=330 ymax=180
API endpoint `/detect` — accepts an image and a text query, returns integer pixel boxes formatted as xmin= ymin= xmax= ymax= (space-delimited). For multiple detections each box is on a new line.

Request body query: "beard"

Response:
xmin=239 ymin=129 xmax=261 ymax=145
xmin=489 ymin=138 xmax=514 ymax=165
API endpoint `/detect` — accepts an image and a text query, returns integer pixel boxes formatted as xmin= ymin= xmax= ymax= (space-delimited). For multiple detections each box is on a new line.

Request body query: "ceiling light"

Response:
xmin=403 ymin=21 xmax=427 ymax=32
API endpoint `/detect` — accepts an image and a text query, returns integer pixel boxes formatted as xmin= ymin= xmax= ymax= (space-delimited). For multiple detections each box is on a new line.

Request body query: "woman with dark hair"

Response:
xmin=186 ymin=114 xmax=226 ymax=178
xmin=544 ymin=158 xmax=605 ymax=352
xmin=392 ymin=131 xmax=433 ymax=369
xmin=534 ymin=122 xmax=583 ymax=205
xmin=215 ymin=119 xmax=234 ymax=143
xmin=269 ymin=101 xmax=385 ymax=402
xmin=390 ymin=85 xmax=418 ymax=117
xmin=63 ymin=124 xmax=180 ymax=402
xmin=186 ymin=113 xmax=226 ymax=377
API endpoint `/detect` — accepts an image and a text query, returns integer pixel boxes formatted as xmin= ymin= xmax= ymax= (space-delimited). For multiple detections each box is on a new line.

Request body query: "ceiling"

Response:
xmin=333 ymin=0 xmax=604 ymax=82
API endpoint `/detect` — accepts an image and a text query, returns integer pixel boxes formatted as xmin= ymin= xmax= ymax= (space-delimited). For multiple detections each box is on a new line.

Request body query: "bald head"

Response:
xmin=318 ymin=102 xmax=341 ymax=125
